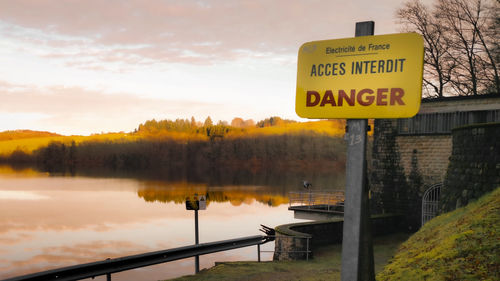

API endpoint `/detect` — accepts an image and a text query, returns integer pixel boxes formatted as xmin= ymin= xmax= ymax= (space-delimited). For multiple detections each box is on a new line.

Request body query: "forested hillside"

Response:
xmin=0 ymin=117 xmax=347 ymax=174
xmin=0 ymin=130 xmax=60 ymax=141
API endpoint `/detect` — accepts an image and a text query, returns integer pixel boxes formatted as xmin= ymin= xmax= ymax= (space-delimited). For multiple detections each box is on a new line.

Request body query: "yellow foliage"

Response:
xmin=227 ymin=120 xmax=347 ymax=138
xmin=0 ymin=118 xmax=353 ymax=157
xmin=0 ymin=165 xmax=45 ymax=177
xmin=0 ymin=130 xmax=60 ymax=141
xmin=0 ymin=133 xmax=136 ymax=156
xmin=136 ymin=182 xmax=289 ymax=207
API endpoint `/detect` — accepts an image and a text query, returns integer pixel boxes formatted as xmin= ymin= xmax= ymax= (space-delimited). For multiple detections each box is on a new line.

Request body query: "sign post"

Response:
xmin=194 ymin=208 xmax=199 ymax=273
xmin=340 ymin=22 xmax=375 ymax=281
xmin=295 ymin=21 xmax=423 ymax=281
xmin=185 ymin=194 xmax=207 ymax=274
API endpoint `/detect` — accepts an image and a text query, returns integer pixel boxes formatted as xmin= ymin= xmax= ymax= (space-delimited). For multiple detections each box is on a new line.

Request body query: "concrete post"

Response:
xmin=340 ymin=21 xmax=375 ymax=281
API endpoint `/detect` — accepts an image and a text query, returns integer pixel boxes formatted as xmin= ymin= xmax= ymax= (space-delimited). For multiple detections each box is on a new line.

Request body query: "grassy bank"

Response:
xmin=168 ymin=187 xmax=499 ymax=281
xmin=167 ymin=233 xmax=410 ymax=281
xmin=378 ymin=187 xmax=500 ymax=280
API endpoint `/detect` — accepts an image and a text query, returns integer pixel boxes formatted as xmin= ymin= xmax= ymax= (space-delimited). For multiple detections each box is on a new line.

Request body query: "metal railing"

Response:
xmin=3 ymin=235 xmax=270 ymax=281
xmin=289 ymin=191 xmax=345 ymax=211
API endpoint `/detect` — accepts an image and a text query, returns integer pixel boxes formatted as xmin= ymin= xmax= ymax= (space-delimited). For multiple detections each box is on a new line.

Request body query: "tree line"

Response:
xmin=397 ymin=0 xmax=499 ymax=97
xmin=2 ymin=128 xmax=345 ymax=175
xmin=49 ymin=134 xmax=342 ymax=173
xmin=135 ymin=116 xmax=296 ymax=139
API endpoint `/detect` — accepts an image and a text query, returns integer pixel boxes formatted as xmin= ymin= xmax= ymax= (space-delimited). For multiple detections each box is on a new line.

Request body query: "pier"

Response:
xmin=288 ymin=191 xmax=345 ymax=220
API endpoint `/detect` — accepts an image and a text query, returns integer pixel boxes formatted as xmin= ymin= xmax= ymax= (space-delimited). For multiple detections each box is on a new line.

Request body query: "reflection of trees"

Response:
xmin=136 ymin=182 xmax=290 ymax=207
xmin=29 ymin=133 xmax=345 ymax=175
xmin=0 ymin=165 xmax=40 ymax=177
xmin=21 ymin=132 xmax=347 ymax=194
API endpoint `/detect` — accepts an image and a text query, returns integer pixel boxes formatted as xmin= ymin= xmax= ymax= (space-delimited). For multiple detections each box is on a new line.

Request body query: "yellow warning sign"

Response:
xmin=295 ymin=33 xmax=424 ymax=119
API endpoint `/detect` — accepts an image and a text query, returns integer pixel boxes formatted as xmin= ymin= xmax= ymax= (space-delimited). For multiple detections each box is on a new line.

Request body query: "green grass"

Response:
xmin=167 ymin=233 xmax=410 ymax=281
xmin=168 ymin=188 xmax=500 ymax=281
xmin=378 ymin=187 xmax=500 ymax=281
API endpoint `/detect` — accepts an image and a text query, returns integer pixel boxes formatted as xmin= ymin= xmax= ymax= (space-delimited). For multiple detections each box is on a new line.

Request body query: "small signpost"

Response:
xmin=186 ymin=194 xmax=207 ymax=210
xmin=185 ymin=194 xmax=207 ymax=273
xmin=295 ymin=21 xmax=424 ymax=281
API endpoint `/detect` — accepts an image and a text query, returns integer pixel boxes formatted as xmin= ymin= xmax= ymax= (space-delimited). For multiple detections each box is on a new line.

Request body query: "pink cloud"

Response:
xmin=0 ymin=0 xmax=415 ymax=66
xmin=0 ymin=240 xmax=154 ymax=279
xmin=0 ymin=80 xmax=230 ymax=134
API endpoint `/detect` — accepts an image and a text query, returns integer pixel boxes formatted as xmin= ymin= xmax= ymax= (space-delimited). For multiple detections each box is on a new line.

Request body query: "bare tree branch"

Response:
xmin=396 ymin=0 xmax=499 ymax=96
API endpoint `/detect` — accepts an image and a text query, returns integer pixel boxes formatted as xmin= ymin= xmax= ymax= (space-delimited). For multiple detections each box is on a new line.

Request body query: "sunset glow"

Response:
xmin=0 ymin=0 xmax=433 ymax=135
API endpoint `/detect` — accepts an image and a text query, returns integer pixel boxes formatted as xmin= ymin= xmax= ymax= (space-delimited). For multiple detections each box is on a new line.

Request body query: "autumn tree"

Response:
xmin=231 ymin=117 xmax=245 ymax=128
xmin=204 ymin=116 xmax=213 ymax=127
xmin=256 ymin=116 xmax=296 ymax=127
xmin=231 ymin=117 xmax=255 ymax=128
xmin=243 ymin=119 xmax=255 ymax=127
xmin=190 ymin=116 xmax=197 ymax=128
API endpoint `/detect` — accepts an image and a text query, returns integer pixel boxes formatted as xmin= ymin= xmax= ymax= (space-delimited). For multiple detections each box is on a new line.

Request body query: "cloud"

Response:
xmin=0 ymin=0 xmax=409 ymax=67
xmin=0 ymin=177 xmax=186 ymax=235
xmin=0 ymin=240 xmax=253 ymax=280
xmin=0 ymin=80 xmax=233 ymax=134
xmin=0 ymin=240 xmax=153 ymax=279
xmin=0 ymin=0 xmax=437 ymax=134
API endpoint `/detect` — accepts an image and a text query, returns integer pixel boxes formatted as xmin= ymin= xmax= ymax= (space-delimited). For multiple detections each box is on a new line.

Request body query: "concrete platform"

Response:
xmin=289 ymin=204 xmax=344 ymax=220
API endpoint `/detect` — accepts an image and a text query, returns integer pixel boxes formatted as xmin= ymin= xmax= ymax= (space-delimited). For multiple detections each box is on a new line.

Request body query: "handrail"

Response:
xmin=3 ymin=235 xmax=269 ymax=281
xmin=289 ymin=191 xmax=345 ymax=210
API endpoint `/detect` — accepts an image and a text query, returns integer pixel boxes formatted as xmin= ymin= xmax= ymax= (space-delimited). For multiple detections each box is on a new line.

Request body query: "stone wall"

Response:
xmin=440 ymin=123 xmax=500 ymax=212
xmin=273 ymin=214 xmax=402 ymax=261
xmin=396 ymin=135 xmax=452 ymax=184
xmin=369 ymin=119 xmax=419 ymax=230
xmin=369 ymin=95 xmax=500 ymax=230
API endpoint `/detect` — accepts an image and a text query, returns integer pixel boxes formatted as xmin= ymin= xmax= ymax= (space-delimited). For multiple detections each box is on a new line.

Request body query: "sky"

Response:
xmin=0 ymin=0 xmax=430 ymax=135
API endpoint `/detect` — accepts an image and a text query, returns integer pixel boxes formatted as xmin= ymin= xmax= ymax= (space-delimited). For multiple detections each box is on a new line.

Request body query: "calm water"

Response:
xmin=0 ymin=165 xmax=345 ymax=280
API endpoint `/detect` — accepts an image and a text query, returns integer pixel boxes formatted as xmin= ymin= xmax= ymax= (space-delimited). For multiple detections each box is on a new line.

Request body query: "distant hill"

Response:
xmin=0 ymin=130 xmax=61 ymax=141
xmin=0 ymin=131 xmax=131 ymax=156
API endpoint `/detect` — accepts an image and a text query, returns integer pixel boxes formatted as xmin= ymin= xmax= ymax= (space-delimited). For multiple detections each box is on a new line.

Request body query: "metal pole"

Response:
xmin=106 ymin=273 xmax=111 ymax=281
xmin=257 ymin=244 xmax=261 ymax=262
xmin=306 ymin=237 xmax=310 ymax=261
xmin=195 ymin=209 xmax=200 ymax=274
xmin=340 ymin=21 xmax=375 ymax=281
xmin=308 ymin=190 xmax=312 ymax=208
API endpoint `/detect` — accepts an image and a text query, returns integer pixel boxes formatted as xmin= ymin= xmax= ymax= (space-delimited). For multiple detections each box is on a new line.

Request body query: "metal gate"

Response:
xmin=421 ymin=182 xmax=442 ymax=226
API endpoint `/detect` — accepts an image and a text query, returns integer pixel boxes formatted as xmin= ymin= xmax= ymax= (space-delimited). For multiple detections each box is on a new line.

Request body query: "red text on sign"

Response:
xmin=306 ymin=88 xmax=405 ymax=107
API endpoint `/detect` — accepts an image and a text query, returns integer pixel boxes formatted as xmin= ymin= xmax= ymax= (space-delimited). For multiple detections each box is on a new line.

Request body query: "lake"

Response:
xmin=0 ymin=165 xmax=345 ymax=280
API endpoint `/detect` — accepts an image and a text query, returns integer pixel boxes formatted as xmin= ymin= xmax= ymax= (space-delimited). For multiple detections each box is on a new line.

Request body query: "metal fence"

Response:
xmin=421 ymin=183 xmax=442 ymax=226
xmin=289 ymin=191 xmax=345 ymax=211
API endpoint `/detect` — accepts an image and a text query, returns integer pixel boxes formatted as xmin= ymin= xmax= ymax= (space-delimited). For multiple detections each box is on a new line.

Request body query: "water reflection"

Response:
xmin=0 ymin=165 xmax=344 ymax=280
xmin=137 ymin=183 xmax=290 ymax=207
xmin=0 ymin=190 xmax=50 ymax=200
